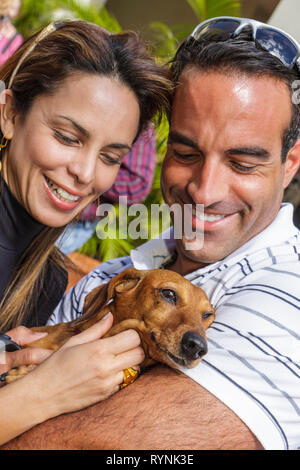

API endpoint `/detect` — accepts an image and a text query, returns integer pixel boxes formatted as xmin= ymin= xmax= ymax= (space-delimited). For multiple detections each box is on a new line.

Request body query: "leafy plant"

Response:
xmin=186 ymin=0 xmax=241 ymax=21
xmin=15 ymin=0 xmax=121 ymax=38
xmin=149 ymin=0 xmax=241 ymax=61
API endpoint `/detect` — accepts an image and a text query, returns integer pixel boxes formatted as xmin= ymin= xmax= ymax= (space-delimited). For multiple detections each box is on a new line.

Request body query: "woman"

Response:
xmin=0 ymin=19 xmax=171 ymax=445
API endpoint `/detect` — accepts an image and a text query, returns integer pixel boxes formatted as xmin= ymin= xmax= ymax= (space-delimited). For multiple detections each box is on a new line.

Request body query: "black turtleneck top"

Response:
xmin=0 ymin=178 xmax=68 ymax=329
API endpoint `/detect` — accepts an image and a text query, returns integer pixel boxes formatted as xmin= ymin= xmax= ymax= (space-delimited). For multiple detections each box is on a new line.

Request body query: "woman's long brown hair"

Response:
xmin=0 ymin=20 xmax=172 ymax=331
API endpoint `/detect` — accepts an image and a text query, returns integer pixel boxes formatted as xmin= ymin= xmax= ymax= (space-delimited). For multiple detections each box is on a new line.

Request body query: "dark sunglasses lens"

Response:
xmin=256 ymin=27 xmax=298 ymax=67
xmin=193 ymin=19 xmax=240 ymax=41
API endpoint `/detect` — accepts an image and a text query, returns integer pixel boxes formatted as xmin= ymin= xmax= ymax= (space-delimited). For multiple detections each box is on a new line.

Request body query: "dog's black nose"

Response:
xmin=180 ymin=331 xmax=207 ymax=361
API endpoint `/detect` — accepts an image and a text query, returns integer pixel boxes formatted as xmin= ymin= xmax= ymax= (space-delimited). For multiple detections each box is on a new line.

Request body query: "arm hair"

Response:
xmin=2 ymin=364 xmax=262 ymax=450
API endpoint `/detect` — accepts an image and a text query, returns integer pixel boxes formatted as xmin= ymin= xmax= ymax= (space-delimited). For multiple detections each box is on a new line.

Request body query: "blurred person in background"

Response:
xmin=0 ymin=0 xmax=22 ymax=67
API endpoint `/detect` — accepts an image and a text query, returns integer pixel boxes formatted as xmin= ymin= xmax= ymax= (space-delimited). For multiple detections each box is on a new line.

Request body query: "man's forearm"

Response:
xmin=2 ymin=364 xmax=262 ymax=450
xmin=0 ymin=375 xmax=51 ymax=446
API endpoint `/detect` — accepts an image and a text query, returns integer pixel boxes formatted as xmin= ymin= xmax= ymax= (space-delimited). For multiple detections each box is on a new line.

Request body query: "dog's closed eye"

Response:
xmin=159 ymin=288 xmax=178 ymax=305
xmin=202 ymin=311 xmax=213 ymax=320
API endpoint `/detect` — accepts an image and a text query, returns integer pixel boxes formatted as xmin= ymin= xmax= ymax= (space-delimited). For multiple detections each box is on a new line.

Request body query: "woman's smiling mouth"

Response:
xmin=44 ymin=176 xmax=84 ymax=210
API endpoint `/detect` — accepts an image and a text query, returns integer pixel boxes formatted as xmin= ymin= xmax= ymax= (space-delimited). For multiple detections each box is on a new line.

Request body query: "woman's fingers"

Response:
xmin=3 ymin=315 xmax=146 ymax=417
xmin=0 ymin=327 xmax=52 ymax=375
xmin=3 ymin=317 xmax=144 ymax=382
xmin=10 ymin=347 xmax=53 ymax=367
xmin=100 ymin=328 xmax=142 ymax=355
xmin=62 ymin=314 xmax=143 ymax=360
xmin=0 ymin=347 xmax=53 ymax=374
xmin=98 ymin=331 xmax=145 ymax=390
xmin=115 ymin=345 xmax=145 ymax=369
xmin=60 ymin=312 xmax=114 ymax=349
xmin=5 ymin=326 xmax=48 ymax=347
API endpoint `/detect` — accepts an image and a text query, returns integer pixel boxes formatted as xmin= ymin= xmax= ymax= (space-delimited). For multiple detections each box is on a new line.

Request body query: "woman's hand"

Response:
xmin=0 ymin=314 xmax=144 ymax=445
xmin=0 ymin=326 xmax=52 ymax=376
xmin=21 ymin=313 xmax=145 ymax=420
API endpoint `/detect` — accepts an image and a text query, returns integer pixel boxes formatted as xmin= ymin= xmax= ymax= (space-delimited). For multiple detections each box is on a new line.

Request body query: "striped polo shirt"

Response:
xmin=49 ymin=203 xmax=300 ymax=450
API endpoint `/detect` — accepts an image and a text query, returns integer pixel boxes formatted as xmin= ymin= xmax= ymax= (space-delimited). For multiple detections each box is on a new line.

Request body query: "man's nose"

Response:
xmin=187 ymin=157 xmax=229 ymax=206
xmin=67 ymin=150 xmax=97 ymax=186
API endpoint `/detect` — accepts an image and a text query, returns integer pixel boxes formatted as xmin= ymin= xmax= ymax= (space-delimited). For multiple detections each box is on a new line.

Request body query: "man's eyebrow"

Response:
xmin=226 ymin=147 xmax=271 ymax=159
xmin=168 ymin=133 xmax=271 ymax=160
xmin=168 ymin=131 xmax=200 ymax=150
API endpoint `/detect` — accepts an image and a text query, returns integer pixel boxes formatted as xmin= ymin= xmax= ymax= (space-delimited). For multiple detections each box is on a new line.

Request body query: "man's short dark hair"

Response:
xmin=170 ymin=28 xmax=300 ymax=162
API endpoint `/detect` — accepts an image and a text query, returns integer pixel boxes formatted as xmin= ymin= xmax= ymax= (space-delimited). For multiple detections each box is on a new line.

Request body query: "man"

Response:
xmin=5 ymin=18 xmax=300 ymax=450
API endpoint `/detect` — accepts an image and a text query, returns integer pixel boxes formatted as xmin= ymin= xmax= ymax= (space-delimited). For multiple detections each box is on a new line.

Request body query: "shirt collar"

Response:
xmin=130 ymin=227 xmax=175 ymax=269
xmin=223 ymin=203 xmax=298 ymax=262
xmin=130 ymin=203 xmax=298 ymax=271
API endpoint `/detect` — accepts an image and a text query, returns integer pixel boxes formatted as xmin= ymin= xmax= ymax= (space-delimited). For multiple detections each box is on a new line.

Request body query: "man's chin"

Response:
xmin=181 ymin=234 xmax=205 ymax=252
xmin=175 ymin=238 xmax=227 ymax=272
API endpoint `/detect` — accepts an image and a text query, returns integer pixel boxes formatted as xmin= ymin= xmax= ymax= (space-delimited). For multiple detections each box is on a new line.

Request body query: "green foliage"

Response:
xmin=148 ymin=22 xmax=192 ymax=62
xmin=79 ymin=217 xmax=137 ymax=262
xmin=186 ymin=0 xmax=241 ymax=22
xmin=15 ymin=0 xmax=121 ymax=38
xmin=149 ymin=0 xmax=241 ymax=60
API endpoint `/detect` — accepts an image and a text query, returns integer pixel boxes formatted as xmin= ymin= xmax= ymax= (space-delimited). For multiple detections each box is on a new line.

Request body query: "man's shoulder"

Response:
xmin=238 ymin=236 xmax=300 ymax=290
xmin=214 ymin=260 xmax=300 ymax=311
xmin=193 ymin=232 xmax=300 ymax=312
xmin=80 ymin=256 xmax=133 ymax=287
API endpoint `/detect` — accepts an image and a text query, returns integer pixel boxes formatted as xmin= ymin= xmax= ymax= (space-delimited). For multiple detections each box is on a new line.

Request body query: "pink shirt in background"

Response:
xmin=0 ymin=31 xmax=22 ymax=66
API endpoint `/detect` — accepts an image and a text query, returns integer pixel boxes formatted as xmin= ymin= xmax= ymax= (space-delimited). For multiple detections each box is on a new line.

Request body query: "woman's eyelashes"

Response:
xmin=54 ymin=130 xmax=79 ymax=145
xmin=100 ymin=153 xmax=122 ymax=166
xmin=54 ymin=130 xmax=122 ymax=166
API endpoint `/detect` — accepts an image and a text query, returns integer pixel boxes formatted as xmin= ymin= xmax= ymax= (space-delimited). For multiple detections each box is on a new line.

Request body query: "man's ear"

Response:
xmin=283 ymin=138 xmax=300 ymax=189
xmin=0 ymin=89 xmax=18 ymax=139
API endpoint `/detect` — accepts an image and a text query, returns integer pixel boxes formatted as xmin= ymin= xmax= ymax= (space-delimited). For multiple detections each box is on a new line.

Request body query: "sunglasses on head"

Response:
xmin=189 ymin=17 xmax=300 ymax=74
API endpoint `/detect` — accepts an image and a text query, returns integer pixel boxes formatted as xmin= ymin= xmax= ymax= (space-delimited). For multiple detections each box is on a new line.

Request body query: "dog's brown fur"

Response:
xmin=5 ymin=268 xmax=215 ymax=383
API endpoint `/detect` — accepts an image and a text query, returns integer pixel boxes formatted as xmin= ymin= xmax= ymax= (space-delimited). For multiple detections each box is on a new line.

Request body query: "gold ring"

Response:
xmin=120 ymin=367 xmax=139 ymax=389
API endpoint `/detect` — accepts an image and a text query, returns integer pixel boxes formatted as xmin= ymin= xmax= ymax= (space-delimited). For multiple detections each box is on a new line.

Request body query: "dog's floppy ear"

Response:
xmin=73 ymin=282 xmax=110 ymax=327
xmin=83 ymin=282 xmax=110 ymax=315
xmin=108 ymin=268 xmax=147 ymax=295
xmin=73 ymin=268 xmax=147 ymax=328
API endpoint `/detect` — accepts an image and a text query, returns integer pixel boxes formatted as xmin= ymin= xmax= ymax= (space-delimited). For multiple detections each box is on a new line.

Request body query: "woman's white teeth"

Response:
xmin=46 ymin=178 xmax=80 ymax=202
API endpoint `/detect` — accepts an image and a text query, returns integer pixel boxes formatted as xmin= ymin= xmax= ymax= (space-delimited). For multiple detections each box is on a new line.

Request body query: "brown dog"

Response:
xmin=5 ymin=268 xmax=215 ymax=383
